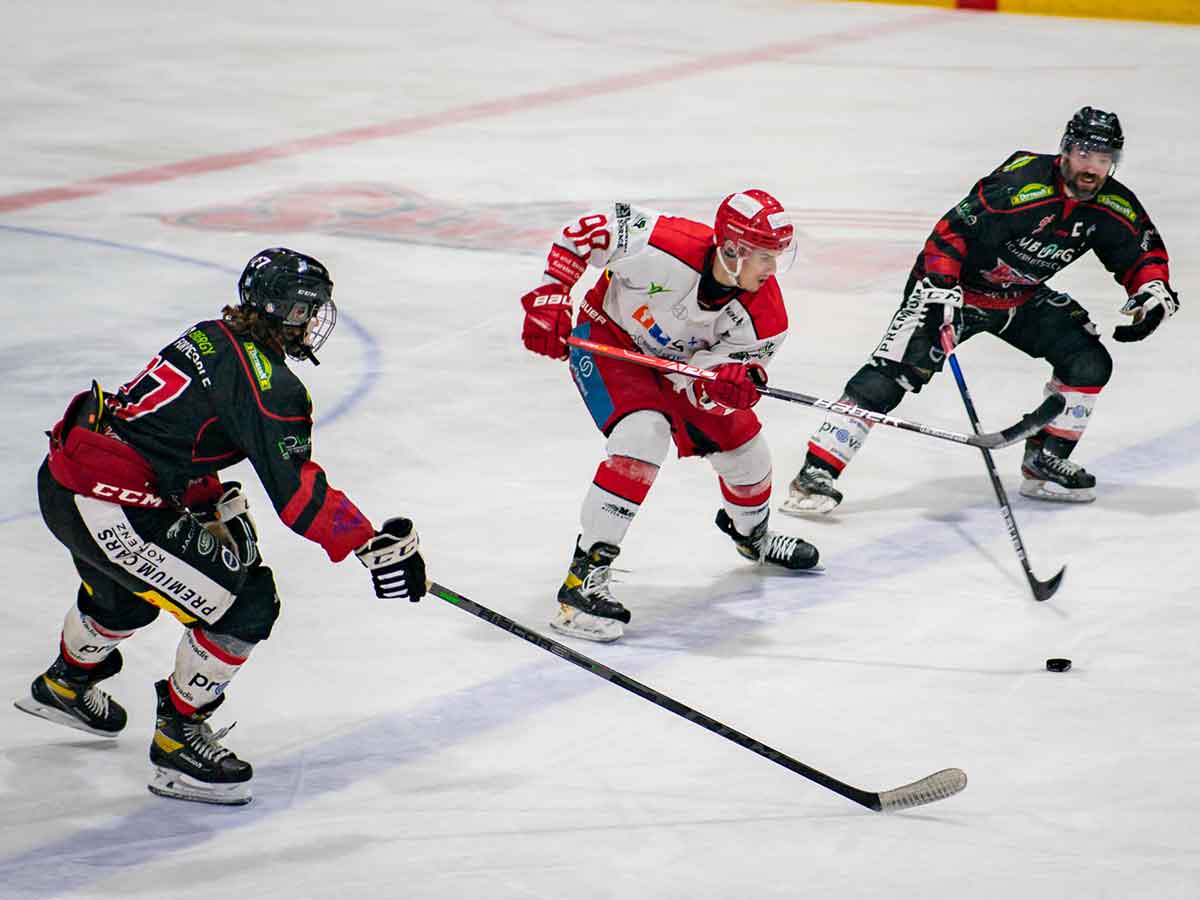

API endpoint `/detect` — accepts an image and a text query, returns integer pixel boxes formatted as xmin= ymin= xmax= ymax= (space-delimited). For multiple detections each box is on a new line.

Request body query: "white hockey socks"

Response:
xmin=60 ymin=605 xmax=135 ymax=668
xmin=1039 ymin=377 xmax=1101 ymax=443
xmin=167 ymin=628 xmax=254 ymax=713
xmin=806 ymin=400 xmax=874 ymax=474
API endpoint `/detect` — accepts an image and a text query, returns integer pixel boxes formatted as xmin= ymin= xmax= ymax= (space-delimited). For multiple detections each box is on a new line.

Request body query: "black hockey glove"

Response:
xmin=355 ymin=517 xmax=427 ymax=602
xmin=198 ymin=482 xmax=259 ymax=568
xmin=1113 ymin=280 xmax=1179 ymax=343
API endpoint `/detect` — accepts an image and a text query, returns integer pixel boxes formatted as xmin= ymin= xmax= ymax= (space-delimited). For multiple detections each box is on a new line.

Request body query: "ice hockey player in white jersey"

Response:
xmin=519 ymin=190 xmax=819 ymax=643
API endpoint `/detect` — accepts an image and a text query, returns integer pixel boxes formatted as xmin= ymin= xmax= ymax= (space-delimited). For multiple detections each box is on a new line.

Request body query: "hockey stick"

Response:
xmin=938 ymin=325 xmax=1065 ymax=602
xmin=429 ymin=580 xmax=967 ymax=812
xmin=565 ymin=336 xmax=1063 ymax=451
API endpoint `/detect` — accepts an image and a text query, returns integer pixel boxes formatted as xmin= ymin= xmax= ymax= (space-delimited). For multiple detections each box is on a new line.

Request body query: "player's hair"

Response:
xmin=221 ymin=304 xmax=287 ymax=352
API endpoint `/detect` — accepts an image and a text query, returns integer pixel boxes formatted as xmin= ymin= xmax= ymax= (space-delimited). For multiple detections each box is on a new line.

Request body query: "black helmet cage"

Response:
xmin=239 ymin=248 xmax=337 ymax=359
xmin=1060 ymin=106 xmax=1124 ymax=168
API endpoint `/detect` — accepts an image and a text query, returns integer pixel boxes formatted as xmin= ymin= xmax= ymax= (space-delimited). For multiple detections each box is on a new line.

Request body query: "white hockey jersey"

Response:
xmin=543 ymin=203 xmax=789 ymax=378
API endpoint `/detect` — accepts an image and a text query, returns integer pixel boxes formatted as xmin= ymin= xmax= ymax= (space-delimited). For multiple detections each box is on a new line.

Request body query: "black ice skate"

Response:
xmin=1020 ymin=440 xmax=1096 ymax=503
xmin=148 ymin=679 xmax=253 ymax=806
xmin=778 ymin=462 xmax=843 ymax=517
xmin=716 ymin=509 xmax=821 ymax=571
xmin=551 ymin=541 xmax=630 ymax=643
xmin=14 ymin=650 xmax=127 ymax=738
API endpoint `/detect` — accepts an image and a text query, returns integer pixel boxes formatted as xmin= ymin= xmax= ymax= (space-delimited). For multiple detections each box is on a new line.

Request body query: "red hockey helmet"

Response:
xmin=713 ymin=189 xmax=796 ymax=277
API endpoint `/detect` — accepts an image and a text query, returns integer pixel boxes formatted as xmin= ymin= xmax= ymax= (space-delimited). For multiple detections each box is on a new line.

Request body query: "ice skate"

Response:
xmin=716 ymin=509 xmax=820 ymax=571
xmin=778 ymin=463 xmax=843 ymax=517
xmin=551 ymin=541 xmax=630 ymax=643
xmin=14 ymin=650 xmax=127 ymax=738
xmin=1020 ymin=441 xmax=1096 ymax=503
xmin=147 ymin=679 xmax=252 ymax=806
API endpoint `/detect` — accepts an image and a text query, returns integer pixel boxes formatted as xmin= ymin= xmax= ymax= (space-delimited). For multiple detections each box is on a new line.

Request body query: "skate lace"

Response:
xmin=183 ymin=718 xmax=236 ymax=763
xmin=81 ymin=686 xmax=111 ymax=718
xmin=580 ymin=564 xmax=618 ymax=601
xmin=1036 ymin=453 xmax=1086 ymax=478
xmin=757 ymin=532 xmax=804 ymax=565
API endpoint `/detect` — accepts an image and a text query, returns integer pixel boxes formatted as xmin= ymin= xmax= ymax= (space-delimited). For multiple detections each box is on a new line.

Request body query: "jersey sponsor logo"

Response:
xmin=647 ymin=281 xmax=670 ymax=296
xmin=1011 ymin=183 xmax=1054 ymax=206
xmin=188 ymin=328 xmax=216 ymax=355
xmin=1014 ymin=237 xmax=1077 ymax=264
xmin=615 ymin=203 xmax=631 ymax=251
xmin=1097 ymin=193 xmax=1137 ymax=223
xmin=980 ymin=258 xmax=1040 ymax=288
xmin=243 ymin=342 xmax=273 ymax=391
xmin=277 ymin=434 xmax=312 ymax=460
xmin=1141 ymin=227 xmax=1156 ymax=252
xmin=1032 ymin=215 xmax=1054 ymax=235
xmin=727 ymin=341 xmax=777 ymax=362
xmin=173 ymin=337 xmax=213 ymax=388
xmin=632 ymin=304 xmax=674 ymax=348
xmin=1001 ymin=154 xmax=1038 ymax=173
xmin=955 ymin=200 xmax=978 ymax=226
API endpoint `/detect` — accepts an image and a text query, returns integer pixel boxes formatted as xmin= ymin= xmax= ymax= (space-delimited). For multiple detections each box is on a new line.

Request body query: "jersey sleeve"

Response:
xmin=214 ymin=324 xmax=375 ymax=562
xmin=541 ymin=203 xmax=661 ymax=289
xmin=1089 ymin=188 xmax=1171 ymax=295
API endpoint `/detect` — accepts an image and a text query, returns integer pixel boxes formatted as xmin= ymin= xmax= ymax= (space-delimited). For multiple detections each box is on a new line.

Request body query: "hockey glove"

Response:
xmin=197 ymin=482 xmax=259 ymax=568
xmin=1113 ymin=280 xmax=1179 ymax=343
xmin=909 ymin=276 xmax=963 ymax=323
xmin=356 ymin=517 xmax=427 ymax=602
xmin=520 ymin=283 xmax=573 ymax=359
xmin=699 ymin=363 xmax=767 ymax=410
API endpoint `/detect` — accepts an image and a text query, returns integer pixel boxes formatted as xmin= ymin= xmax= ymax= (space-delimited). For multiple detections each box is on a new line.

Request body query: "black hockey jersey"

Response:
xmin=914 ymin=152 xmax=1170 ymax=309
xmin=50 ymin=319 xmax=374 ymax=562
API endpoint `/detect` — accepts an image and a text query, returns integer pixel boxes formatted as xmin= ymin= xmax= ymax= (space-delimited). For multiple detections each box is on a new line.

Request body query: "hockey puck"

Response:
xmin=1045 ymin=658 xmax=1072 ymax=672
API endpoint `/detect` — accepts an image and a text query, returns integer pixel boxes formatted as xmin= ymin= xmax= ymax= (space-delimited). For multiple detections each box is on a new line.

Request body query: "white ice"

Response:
xmin=1 ymin=2 xmax=1198 ymax=898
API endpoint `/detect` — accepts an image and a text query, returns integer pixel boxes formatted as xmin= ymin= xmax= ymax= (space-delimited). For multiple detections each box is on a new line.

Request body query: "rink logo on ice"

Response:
xmin=159 ymin=184 xmax=927 ymax=293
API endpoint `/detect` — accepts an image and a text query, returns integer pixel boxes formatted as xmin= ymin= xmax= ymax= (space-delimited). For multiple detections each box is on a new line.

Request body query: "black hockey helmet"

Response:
xmin=1061 ymin=106 xmax=1124 ymax=165
xmin=238 ymin=248 xmax=337 ymax=362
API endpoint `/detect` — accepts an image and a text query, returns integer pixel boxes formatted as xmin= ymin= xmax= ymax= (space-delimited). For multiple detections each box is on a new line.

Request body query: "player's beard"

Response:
xmin=1061 ymin=159 xmax=1106 ymax=201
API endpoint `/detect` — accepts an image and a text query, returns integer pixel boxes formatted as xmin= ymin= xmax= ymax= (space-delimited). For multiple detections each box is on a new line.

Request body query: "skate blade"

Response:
xmin=148 ymin=766 xmax=252 ymax=806
xmin=13 ymin=697 xmax=121 ymax=739
xmin=1019 ymin=478 xmax=1096 ymax=504
xmin=549 ymin=609 xmax=624 ymax=643
xmin=777 ymin=495 xmax=839 ymax=517
xmin=763 ymin=563 xmax=826 ymax=576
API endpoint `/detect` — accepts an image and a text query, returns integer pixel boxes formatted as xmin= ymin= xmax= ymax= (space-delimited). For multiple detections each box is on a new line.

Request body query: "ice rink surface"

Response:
xmin=2 ymin=1 xmax=1198 ymax=897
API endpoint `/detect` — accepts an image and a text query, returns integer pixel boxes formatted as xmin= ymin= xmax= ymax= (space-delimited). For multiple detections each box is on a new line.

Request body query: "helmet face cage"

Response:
xmin=239 ymin=248 xmax=336 ymax=360
xmin=1061 ymin=106 xmax=1124 ymax=169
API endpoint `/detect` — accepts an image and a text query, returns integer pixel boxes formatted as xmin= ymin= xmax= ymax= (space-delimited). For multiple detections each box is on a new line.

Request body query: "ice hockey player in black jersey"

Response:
xmin=14 ymin=248 xmax=427 ymax=806
xmin=783 ymin=106 xmax=1180 ymax=514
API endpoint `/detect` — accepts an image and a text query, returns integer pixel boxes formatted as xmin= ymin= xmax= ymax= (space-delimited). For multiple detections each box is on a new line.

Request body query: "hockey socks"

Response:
xmin=579 ymin=455 xmax=658 ymax=550
xmin=167 ymin=628 xmax=253 ymax=714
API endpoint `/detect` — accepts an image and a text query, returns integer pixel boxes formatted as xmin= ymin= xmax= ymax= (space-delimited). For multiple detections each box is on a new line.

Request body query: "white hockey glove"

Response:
xmin=909 ymin=276 xmax=964 ymax=310
xmin=355 ymin=517 xmax=427 ymax=601
xmin=199 ymin=482 xmax=259 ymax=568
xmin=1113 ymin=280 xmax=1179 ymax=343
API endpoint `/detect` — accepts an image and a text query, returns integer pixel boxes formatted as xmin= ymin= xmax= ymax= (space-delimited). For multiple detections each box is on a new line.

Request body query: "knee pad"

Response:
xmin=1053 ymin=343 xmax=1113 ymax=389
xmin=209 ymin=565 xmax=281 ymax=643
xmin=606 ymin=410 xmax=671 ymax=467
xmin=709 ymin=432 xmax=772 ymax=486
xmin=845 ymin=362 xmax=909 ymax=412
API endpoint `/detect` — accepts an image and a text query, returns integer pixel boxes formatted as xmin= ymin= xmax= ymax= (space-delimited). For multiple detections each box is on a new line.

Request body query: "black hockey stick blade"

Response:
xmin=429 ymin=581 xmax=967 ymax=812
xmin=975 ymin=393 xmax=1067 ymax=450
xmin=1031 ymin=564 xmax=1067 ymax=602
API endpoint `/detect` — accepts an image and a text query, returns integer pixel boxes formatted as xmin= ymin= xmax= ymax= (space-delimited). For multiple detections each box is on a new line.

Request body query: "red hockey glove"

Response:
xmin=700 ymin=363 xmax=767 ymax=410
xmin=521 ymin=283 xmax=573 ymax=360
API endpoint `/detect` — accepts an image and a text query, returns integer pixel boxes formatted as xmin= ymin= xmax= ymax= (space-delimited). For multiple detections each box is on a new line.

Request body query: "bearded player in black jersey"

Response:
xmin=783 ymin=106 xmax=1180 ymax=515
xmin=14 ymin=248 xmax=427 ymax=806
